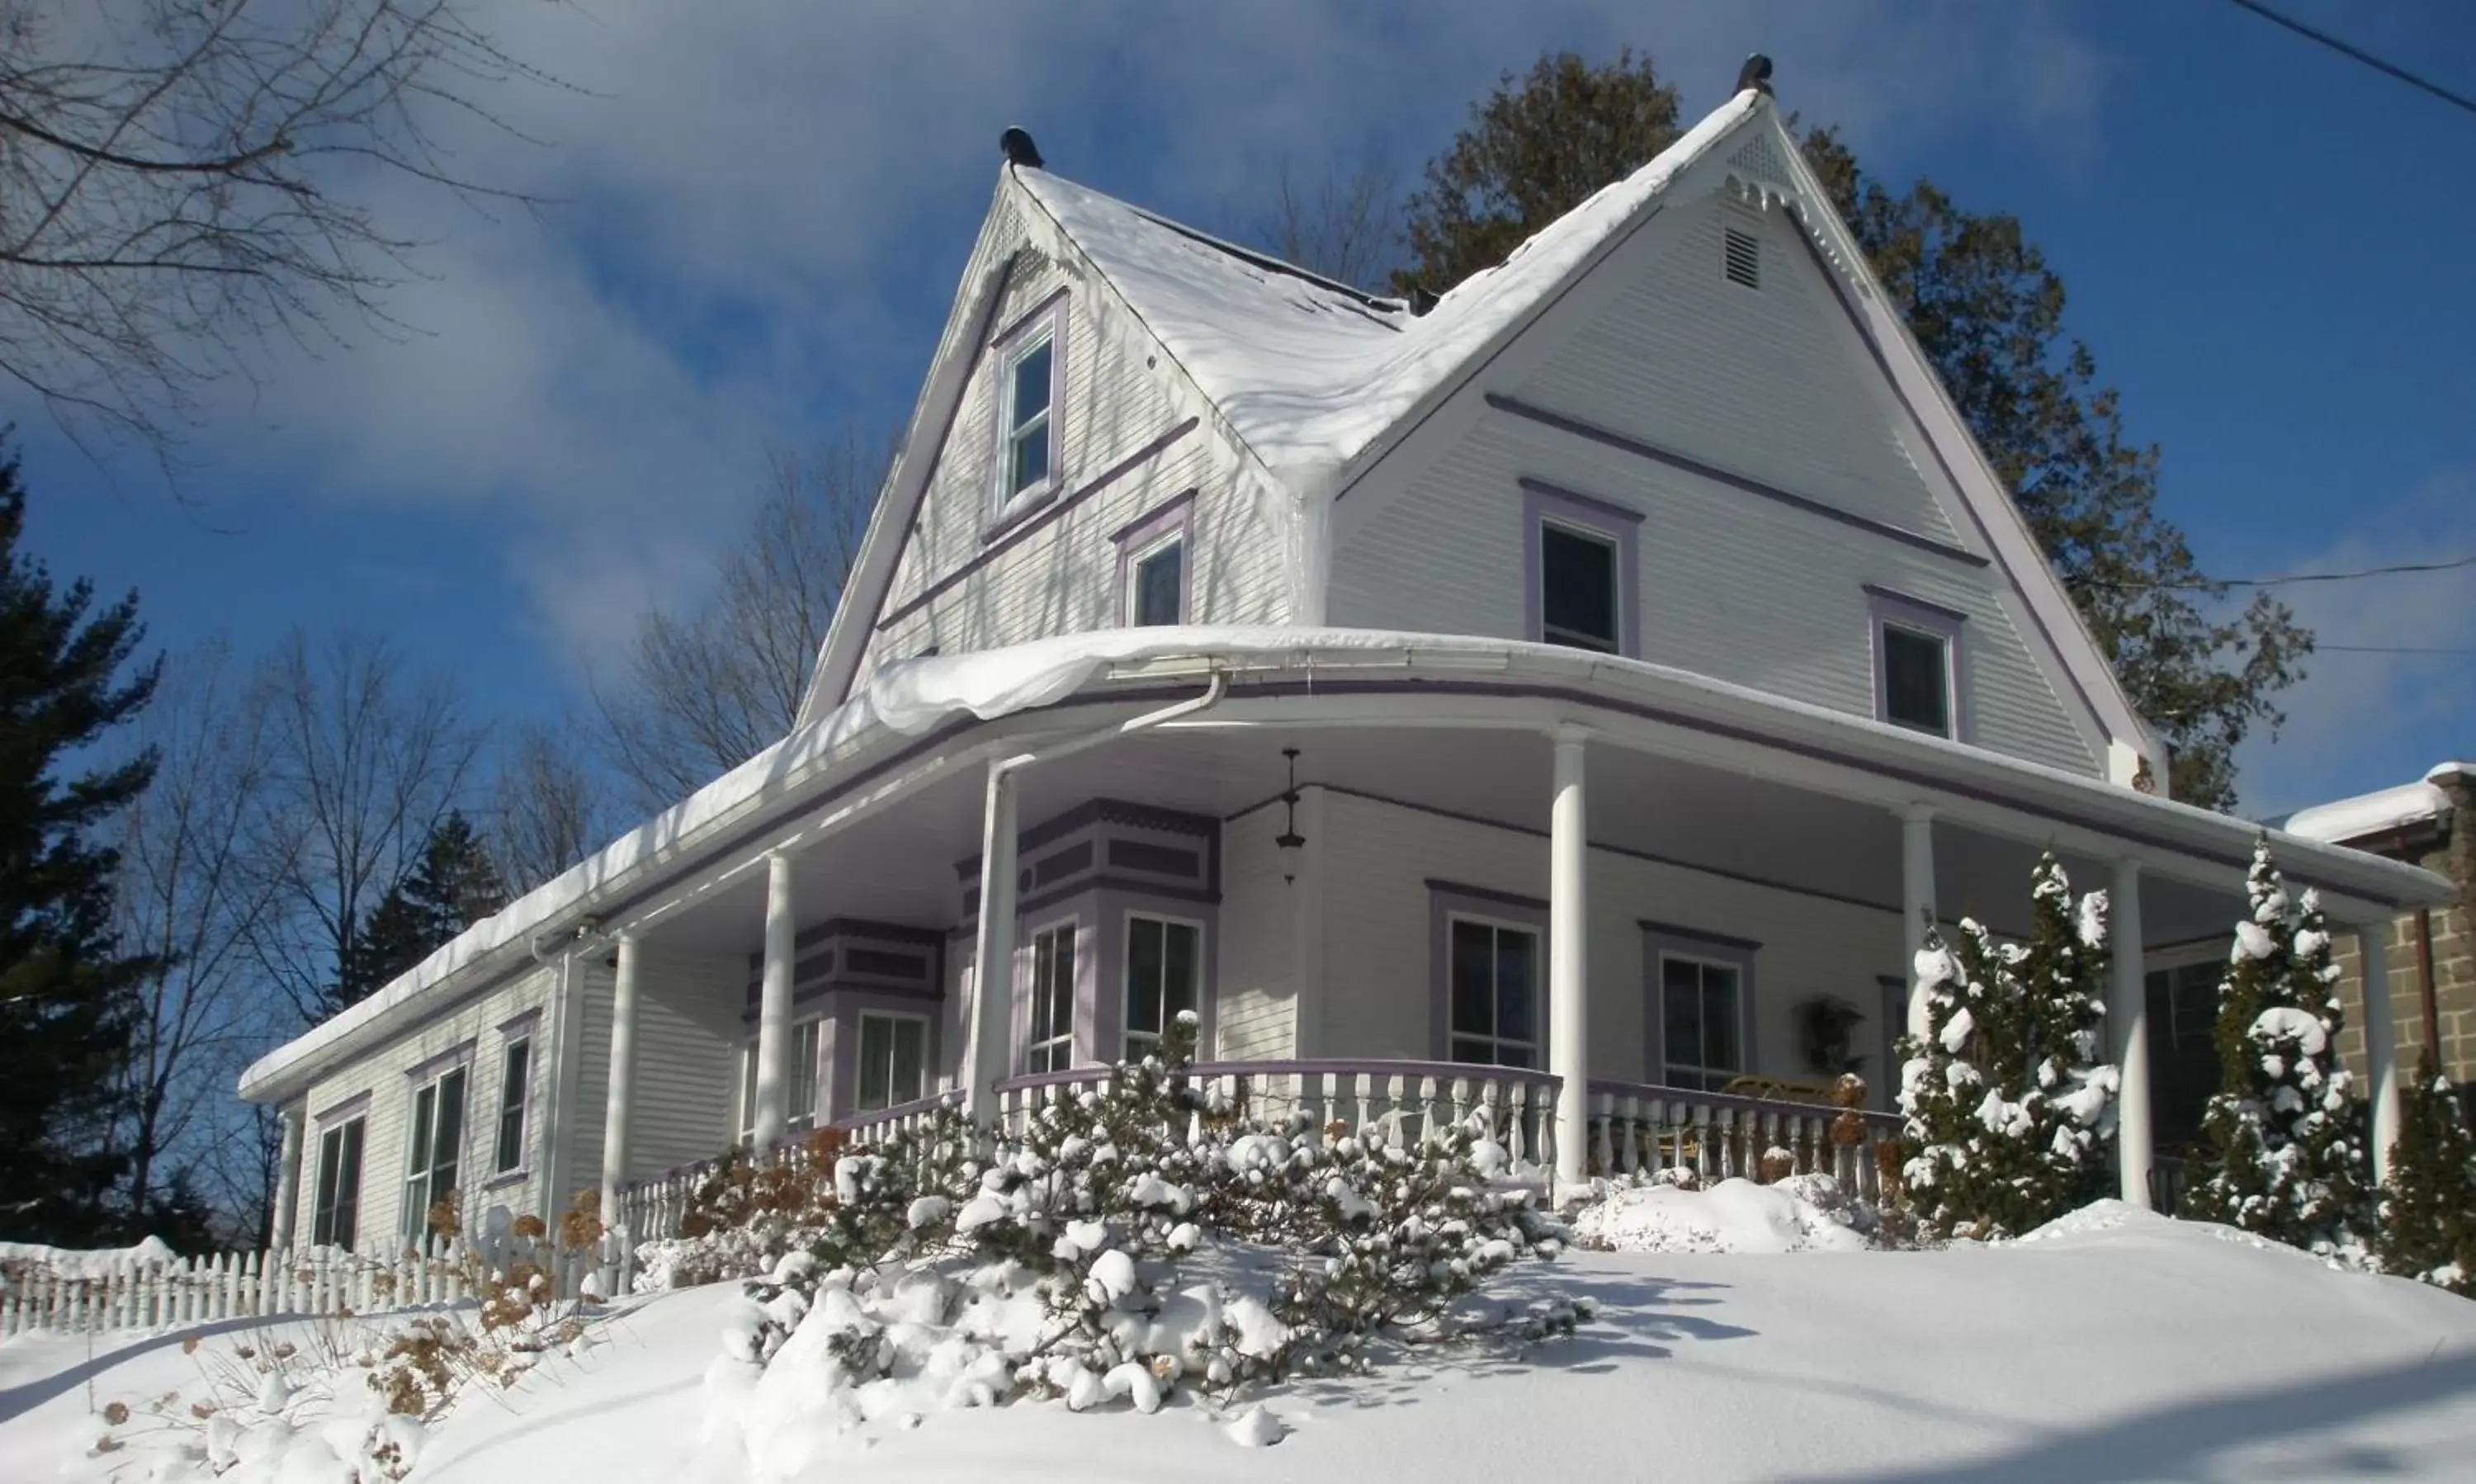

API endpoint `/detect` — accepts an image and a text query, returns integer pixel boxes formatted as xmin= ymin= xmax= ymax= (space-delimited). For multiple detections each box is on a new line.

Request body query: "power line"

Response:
xmin=2225 ymin=0 xmax=2476 ymax=119
xmin=2318 ymin=643 xmax=2476 ymax=656
xmin=2085 ymin=554 xmax=2476 ymax=593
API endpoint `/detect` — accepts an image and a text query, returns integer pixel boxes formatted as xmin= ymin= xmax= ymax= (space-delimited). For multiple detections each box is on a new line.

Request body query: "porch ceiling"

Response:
xmin=646 ymin=719 xmax=2247 ymax=956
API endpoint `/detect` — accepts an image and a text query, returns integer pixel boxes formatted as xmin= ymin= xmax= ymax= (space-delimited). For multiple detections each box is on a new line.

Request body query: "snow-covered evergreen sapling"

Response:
xmin=2017 ymin=853 xmax=2119 ymax=1212
xmin=2375 ymin=1057 xmax=2476 ymax=1297
xmin=1898 ymin=915 xmax=2025 ymax=1240
xmin=2181 ymin=840 xmax=2373 ymax=1260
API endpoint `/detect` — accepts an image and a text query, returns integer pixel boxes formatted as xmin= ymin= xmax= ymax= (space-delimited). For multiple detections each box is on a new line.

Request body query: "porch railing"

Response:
xmin=1588 ymin=1080 xmax=1904 ymax=1200
xmin=613 ymin=1065 xmax=1914 ymax=1243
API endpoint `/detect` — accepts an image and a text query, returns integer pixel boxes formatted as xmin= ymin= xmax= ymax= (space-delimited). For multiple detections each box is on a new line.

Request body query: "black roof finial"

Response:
xmin=999 ymin=126 xmax=1044 ymax=169
xmin=1736 ymin=54 xmax=1774 ymax=97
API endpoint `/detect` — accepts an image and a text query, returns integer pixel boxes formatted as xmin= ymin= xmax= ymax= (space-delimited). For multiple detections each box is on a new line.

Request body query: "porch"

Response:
xmin=571 ymin=636 xmax=2439 ymax=1236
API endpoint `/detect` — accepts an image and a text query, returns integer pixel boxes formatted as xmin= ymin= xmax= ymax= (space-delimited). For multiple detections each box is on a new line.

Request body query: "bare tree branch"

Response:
xmin=0 ymin=0 xmax=568 ymax=455
xmin=592 ymin=432 xmax=887 ymax=811
xmin=1253 ymin=153 xmax=1405 ymax=294
xmin=488 ymin=717 xmax=604 ymax=893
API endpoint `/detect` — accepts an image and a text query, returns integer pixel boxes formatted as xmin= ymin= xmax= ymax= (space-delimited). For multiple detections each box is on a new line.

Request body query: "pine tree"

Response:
xmin=2018 ymin=853 xmax=2118 ymax=1211
xmin=2182 ymin=841 xmax=2372 ymax=1259
xmin=335 ymin=811 xmax=507 ymax=1009
xmin=2375 ymin=1058 xmax=2476 ymax=1297
xmin=0 ymin=444 xmax=159 ymax=1243
xmin=1898 ymin=916 xmax=2024 ymax=1240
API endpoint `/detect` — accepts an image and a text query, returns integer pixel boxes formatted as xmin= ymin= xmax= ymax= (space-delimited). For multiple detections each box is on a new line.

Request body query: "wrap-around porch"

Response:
xmin=592 ymin=650 xmax=2425 ymax=1239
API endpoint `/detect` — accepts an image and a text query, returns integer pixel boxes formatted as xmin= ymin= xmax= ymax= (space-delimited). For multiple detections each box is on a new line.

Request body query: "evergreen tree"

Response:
xmin=2182 ymin=842 xmax=2372 ymax=1259
xmin=335 ymin=811 xmax=506 ymax=1009
xmin=2375 ymin=1058 xmax=2476 ymax=1297
xmin=1390 ymin=50 xmax=2308 ymax=809
xmin=0 ymin=443 xmax=159 ymax=1243
xmin=2018 ymin=853 xmax=2118 ymax=1209
xmin=1899 ymin=915 xmax=2017 ymax=1240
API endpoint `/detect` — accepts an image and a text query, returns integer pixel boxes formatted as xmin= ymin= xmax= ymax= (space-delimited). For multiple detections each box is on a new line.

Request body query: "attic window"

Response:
xmin=990 ymin=291 xmax=1068 ymax=522
xmin=1723 ymin=225 xmax=1761 ymax=290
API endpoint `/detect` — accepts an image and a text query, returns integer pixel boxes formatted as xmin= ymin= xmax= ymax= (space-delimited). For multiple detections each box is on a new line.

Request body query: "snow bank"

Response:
xmin=1569 ymin=1177 xmax=1871 ymax=1255
xmin=0 ymin=1236 xmax=177 ymax=1278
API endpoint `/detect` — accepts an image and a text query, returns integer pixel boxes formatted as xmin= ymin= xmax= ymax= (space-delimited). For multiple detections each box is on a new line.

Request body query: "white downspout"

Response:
xmin=963 ymin=672 xmax=1229 ymax=1126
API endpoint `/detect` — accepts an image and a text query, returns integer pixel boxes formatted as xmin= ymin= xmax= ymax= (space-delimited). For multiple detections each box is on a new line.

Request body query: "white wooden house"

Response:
xmin=236 ymin=73 xmax=2453 ymax=1258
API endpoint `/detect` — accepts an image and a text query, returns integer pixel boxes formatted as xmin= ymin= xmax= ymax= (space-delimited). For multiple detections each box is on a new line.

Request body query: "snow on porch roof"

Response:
xmin=2276 ymin=761 xmax=2469 ymax=845
xmin=1012 ymin=87 xmax=1765 ymax=489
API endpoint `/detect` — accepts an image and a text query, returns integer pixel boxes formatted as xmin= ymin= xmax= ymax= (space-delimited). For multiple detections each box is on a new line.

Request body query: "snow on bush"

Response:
xmin=1569 ymin=1174 xmax=1875 ymax=1254
xmin=647 ymin=1014 xmax=1583 ymax=1467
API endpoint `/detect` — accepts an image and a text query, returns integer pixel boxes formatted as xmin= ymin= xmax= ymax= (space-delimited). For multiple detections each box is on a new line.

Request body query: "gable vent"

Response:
xmin=1723 ymin=225 xmax=1761 ymax=289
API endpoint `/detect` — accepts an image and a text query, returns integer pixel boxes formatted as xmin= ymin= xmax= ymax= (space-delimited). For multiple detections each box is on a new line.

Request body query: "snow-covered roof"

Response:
xmin=1014 ymin=88 xmax=1763 ymax=490
xmin=2279 ymin=761 xmax=2469 ymax=845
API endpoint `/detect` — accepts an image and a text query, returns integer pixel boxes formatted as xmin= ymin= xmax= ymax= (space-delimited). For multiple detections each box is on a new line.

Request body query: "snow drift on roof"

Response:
xmin=1014 ymin=89 xmax=1764 ymax=488
xmin=2280 ymin=775 xmax=2457 ymax=845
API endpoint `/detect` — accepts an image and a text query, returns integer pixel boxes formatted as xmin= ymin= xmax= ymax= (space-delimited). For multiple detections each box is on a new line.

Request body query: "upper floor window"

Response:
xmin=1866 ymin=587 xmax=1966 ymax=740
xmin=992 ymin=291 xmax=1067 ymax=518
xmin=1113 ymin=491 xmax=1195 ymax=628
xmin=1522 ymin=479 xmax=1641 ymax=659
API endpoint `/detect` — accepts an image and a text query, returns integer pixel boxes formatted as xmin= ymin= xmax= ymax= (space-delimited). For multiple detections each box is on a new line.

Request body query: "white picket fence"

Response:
xmin=0 ymin=1243 xmax=602 ymax=1340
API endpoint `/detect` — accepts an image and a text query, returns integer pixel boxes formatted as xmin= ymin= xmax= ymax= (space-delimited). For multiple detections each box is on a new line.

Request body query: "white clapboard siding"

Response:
xmin=1315 ymin=789 xmax=1902 ymax=1089
xmin=625 ymin=947 xmax=742 ymax=1179
xmin=853 ymin=182 xmax=1285 ymax=690
xmin=1329 ymin=190 xmax=2100 ymax=778
xmin=1213 ymin=796 xmax=1298 ymax=1061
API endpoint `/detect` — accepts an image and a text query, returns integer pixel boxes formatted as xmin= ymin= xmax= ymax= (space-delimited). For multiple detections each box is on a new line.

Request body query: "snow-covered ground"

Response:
xmin=6 ymin=1202 xmax=2475 ymax=1482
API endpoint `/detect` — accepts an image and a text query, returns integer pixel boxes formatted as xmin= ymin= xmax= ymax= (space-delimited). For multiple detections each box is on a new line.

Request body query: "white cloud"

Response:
xmin=31 ymin=0 xmax=2119 ymax=671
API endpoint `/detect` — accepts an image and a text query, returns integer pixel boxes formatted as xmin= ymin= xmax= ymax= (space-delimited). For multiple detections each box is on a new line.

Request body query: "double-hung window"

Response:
xmin=492 ymin=1037 xmax=531 ymax=1176
xmin=735 ymin=1018 xmax=822 ymax=1142
xmin=1448 ymin=916 xmax=1539 ymax=1068
xmin=1123 ymin=915 xmax=1202 ymax=1061
xmin=1524 ymin=480 xmax=1639 ymax=657
xmin=1868 ymin=588 xmax=1963 ymax=740
xmin=312 ymin=1116 xmax=366 ymax=1250
xmin=994 ymin=296 xmax=1066 ymax=517
xmin=1026 ymin=922 xmax=1077 ymax=1073
xmin=1661 ymin=956 xmax=1744 ymax=1091
xmin=402 ymin=1066 xmax=468 ymax=1245
xmin=856 ymin=1013 xmax=928 ymax=1112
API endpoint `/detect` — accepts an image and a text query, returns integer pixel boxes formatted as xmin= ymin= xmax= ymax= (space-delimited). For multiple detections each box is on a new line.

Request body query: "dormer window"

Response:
xmin=1866 ymin=587 xmax=1966 ymax=740
xmin=1521 ymin=479 xmax=1641 ymax=659
xmin=990 ymin=291 xmax=1067 ymax=522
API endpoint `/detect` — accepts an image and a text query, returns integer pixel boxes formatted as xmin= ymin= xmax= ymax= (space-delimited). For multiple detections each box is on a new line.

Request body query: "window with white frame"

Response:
xmin=1539 ymin=520 xmax=1620 ymax=653
xmin=492 ymin=1037 xmax=530 ymax=1175
xmin=1881 ymin=621 xmax=1952 ymax=735
xmin=1448 ymin=916 xmax=1539 ymax=1067
xmin=402 ymin=1066 xmax=468 ymax=1244
xmin=1127 ymin=533 xmax=1184 ymax=626
xmin=1123 ymin=915 xmax=1202 ymax=1060
xmin=856 ymin=1012 xmax=928 ymax=1112
xmin=737 ymin=1018 xmax=823 ymax=1143
xmin=1001 ymin=331 xmax=1057 ymax=504
xmin=313 ymin=1116 xmax=365 ymax=1249
xmin=1661 ymin=955 xmax=1743 ymax=1091
xmin=1026 ymin=921 xmax=1077 ymax=1073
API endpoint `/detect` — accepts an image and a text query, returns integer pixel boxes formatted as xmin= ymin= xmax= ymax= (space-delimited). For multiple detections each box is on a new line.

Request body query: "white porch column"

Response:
xmin=598 ymin=932 xmax=642 ymax=1230
xmin=270 ymin=1108 xmax=305 ymax=1251
xmin=965 ymin=759 xmax=1023 ymax=1126
xmin=2110 ymin=858 xmax=2154 ymax=1209
xmin=1548 ymin=727 xmax=1590 ymax=1193
xmin=1902 ymin=806 xmax=1939 ymax=1041
xmin=753 ymin=851 xmax=796 ymax=1150
xmin=2360 ymin=923 xmax=2402 ymax=1183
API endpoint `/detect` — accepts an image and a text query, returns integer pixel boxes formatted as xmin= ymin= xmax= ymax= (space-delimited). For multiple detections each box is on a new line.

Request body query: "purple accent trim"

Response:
xmin=1868 ymin=588 xmax=1969 ymax=743
xmin=1523 ymin=480 xmax=1641 ymax=659
xmin=1786 ymin=224 xmax=2115 ymax=735
xmin=1637 ymin=919 xmax=1763 ymax=952
xmin=1860 ymin=584 xmax=1968 ymax=625
xmin=495 ymin=1008 xmax=541 ymax=1038
xmin=1019 ymin=873 xmax=1219 ymax=919
xmin=1429 ymin=881 xmax=1550 ymax=1064
xmin=1491 ymin=392 xmax=1990 ymax=569
xmin=988 ymin=291 xmax=1070 ymax=527
xmin=1517 ymin=476 xmax=1644 ymax=527
xmin=978 ymin=486 xmax=1059 ymax=545
xmin=314 ymin=1091 xmax=372 ymax=1126
xmin=957 ymin=797 xmax=1220 ymax=880
xmin=1642 ymin=926 xmax=1758 ymax=1085
xmin=404 ymin=1038 xmax=476 ymax=1083
xmin=876 ymin=418 xmax=1198 ymax=631
xmin=1112 ymin=489 xmax=1198 ymax=627
xmin=1424 ymin=877 xmax=1549 ymax=912
xmin=989 ymin=284 xmax=1070 ymax=352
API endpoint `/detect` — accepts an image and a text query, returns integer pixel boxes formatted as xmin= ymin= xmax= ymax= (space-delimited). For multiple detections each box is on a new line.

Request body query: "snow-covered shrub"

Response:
xmin=2376 ymin=1058 xmax=2476 ymax=1297
xmin=2182 ymin=841 xmax=2372 ymax=1260
xmin=1898 ymin=852 xmax=2118 ymax=1241
xmin=688 ymin=1011 xmax=1575 ymax=1455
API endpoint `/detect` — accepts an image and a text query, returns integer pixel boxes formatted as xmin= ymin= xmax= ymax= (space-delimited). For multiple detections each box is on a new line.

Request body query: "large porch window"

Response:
xmin=1027 ymin=921 xmax=1077 ymax=1073
xmin=401 ymin=1066 xmax=467 ymax=1245
xmin=1448 ymin=916 xmax=1539 ymax=1067
xmin=736 ymin=1018 xmax=821 ymax=1145
xmin=1123 ymin=915 xmax=1202 ymax=1060
xmin=312 ymin=1116 xmax=365 ymax=1250
xmin=1661 ymin=955 xmax=1744 ymax=1091
xmin=856 ymin=1012 xmax=928 ymax=1112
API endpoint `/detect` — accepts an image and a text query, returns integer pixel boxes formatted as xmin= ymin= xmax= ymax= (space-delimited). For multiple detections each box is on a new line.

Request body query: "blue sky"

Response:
xmin=16 ymin=0 xmax=2474 ymax=820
